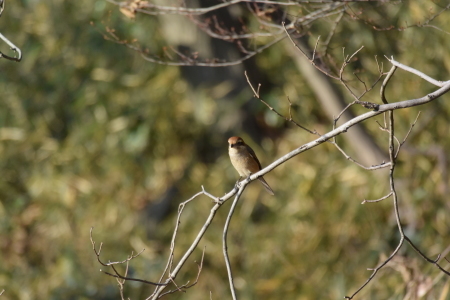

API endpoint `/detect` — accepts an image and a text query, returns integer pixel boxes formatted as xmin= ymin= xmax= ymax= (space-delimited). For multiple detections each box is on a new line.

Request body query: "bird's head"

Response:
xmin=228 ymin=136 xmax=245 ymax=149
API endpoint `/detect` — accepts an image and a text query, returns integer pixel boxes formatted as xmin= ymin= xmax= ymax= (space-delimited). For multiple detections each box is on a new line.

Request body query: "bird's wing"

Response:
xmin=245 ymin=144 xmax=262 ymax=170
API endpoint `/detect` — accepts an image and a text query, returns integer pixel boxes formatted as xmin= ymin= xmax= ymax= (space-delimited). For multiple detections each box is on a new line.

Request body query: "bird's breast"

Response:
xmin=229 ymin=148 xmax=257 ymax=177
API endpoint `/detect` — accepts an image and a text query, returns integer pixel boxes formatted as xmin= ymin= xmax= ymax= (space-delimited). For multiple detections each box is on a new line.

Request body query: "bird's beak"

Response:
xmin=230 ymin=143 xmax=235 ymax=148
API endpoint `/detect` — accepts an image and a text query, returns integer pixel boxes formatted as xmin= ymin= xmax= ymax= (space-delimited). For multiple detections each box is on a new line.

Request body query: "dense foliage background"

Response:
xmin=0 ymin=0 xmax=449 ymax=299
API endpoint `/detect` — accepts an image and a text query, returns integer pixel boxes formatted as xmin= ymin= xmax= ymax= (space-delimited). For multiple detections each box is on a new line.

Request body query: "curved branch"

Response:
xmin=387 ymin=57 xmax=447 ymax=87
xmin=380 ymin=66 xmax=397 ymax=104
xmin=0 ymin=32 xmax=22 ymax=62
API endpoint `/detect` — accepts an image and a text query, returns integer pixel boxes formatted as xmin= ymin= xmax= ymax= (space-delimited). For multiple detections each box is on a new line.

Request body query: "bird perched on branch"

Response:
xmin=228 ymin=136 xmax=274 ymax=195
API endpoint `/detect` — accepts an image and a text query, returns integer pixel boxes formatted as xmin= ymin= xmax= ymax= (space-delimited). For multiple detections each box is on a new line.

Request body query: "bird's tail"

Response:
xmin=258 ymin=177 xmax=275 ymax=195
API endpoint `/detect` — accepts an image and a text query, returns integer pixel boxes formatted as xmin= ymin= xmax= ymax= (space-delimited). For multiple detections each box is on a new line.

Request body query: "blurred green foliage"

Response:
xmin=0 ymin=0 xmax=449 ymax=299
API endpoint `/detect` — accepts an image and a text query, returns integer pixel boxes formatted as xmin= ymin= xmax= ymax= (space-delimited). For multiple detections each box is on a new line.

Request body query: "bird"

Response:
xmin=228 ymin=136 xmax=274 ymax=195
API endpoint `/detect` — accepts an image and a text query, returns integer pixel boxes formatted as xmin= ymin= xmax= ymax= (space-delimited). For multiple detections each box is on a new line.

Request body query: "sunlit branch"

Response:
xmin=223 ymin=186 xmax=246 ymax=300
xmin=386 ymin=57 xmax=448 ymax=87
xmin=0 ymin=32 xmax=22 ymax=62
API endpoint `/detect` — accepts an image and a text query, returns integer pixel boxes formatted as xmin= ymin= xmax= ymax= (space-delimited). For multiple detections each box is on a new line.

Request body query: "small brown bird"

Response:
xmin=228 ymin=136 xmax=274 ymax=195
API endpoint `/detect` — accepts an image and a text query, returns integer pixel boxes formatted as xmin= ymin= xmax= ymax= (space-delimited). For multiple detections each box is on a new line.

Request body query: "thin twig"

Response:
xmin=338 ymin=46 xmax=365 ymax=101
xmin=405 ymin=237 xmax=450 ymax=276
xmin=331 ymin=141 xmax=390 ymax=170
xmin=323 ymin=11 xmax=344 ymax=56
xmin=395 ymin=112 xmax=421 ymax=158
xmin=158 ymin=191 xmax=204 ymax=283
xmin=104 ymin=270 xmax=167 ymax=286
xmin=362 ymin=192 xmax=393 ymax=204
xmin=90 ymin=228 xmax=166 ymax=286
xmin=245 ymin=71 xmax=318 ymax=135
xmin=282 ymin=22 xmax=340 ymax=80
xmin=312 ymin=35 xmax=321 ymax=61
xmin=345 ymin=238 xmax=405 ymax=299
xmin=157 ymin=247 xmax=206 ymax=298
xmin=333 ymin=52 xmax=384 ymax=125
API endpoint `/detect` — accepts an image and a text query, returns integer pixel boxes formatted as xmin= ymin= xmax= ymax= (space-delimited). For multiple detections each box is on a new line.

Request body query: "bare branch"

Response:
xmin=283 ymin=22 xmax=340 ymax=80
xmin=158 ymin=191 xmax=205 ymax=283
xmin=90 ymin=227 xmax=166 ymax=286
xmin=380 ymin=66 xmax=397 ymax=104
xmin=0 ymin=32 xmax=22 ymax=62
xmin=362 ymin=192 xmax=393 ymax=204
xmin=312 ymin=35 xmax=321 ymax=61
xmin=245 ymin=71 xmax=318 ymax=135
xmin=157 ymin=247 xmax=206 ymax=298
xmin=0 ymin=0 xmax=21 ymax=61
xmin=345 ymin=237 xmax=405 ymax=299
xmin=395 ymin=112 xmax=421 ymax=158
xmin=333 ymin=52 xmax=385 ymax=125
xmin=223 ymin=186 xmax=246 ymax=300
xmin=104 ymin=269 xmax=168 ymax=286
xmin=323 ymin=11 xmax=344 ymax=56
xmin=386 ymin=57 xmax=447 ymax=87
xmin=338 ymin=46 xmax=365 ymax=100
xmin=405 ymin=237 xmax=450 ymax=276
xmin=331 ymin=140 xmax=390 ymax=170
